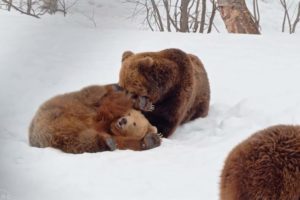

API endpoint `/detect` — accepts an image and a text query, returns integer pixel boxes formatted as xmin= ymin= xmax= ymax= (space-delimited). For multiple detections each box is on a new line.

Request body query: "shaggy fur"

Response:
xmin=220 ymin=125 xmax=300 ymax=200
xmin=29 ymin=84 xmax=160 ymax=154
xmin=119 ymin=48 xmax=210 ymax=137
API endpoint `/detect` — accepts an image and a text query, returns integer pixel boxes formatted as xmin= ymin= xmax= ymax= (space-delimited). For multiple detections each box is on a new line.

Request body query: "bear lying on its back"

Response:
xmin=29 ymin=84 xmax=161 ymax=154
xmin=220 ymin=125 xmax=300 ymax=200
xmin=119 ymin=48 xmax=210 ymax=137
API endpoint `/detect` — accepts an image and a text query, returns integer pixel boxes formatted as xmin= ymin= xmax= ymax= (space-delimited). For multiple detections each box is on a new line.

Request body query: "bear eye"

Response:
xmin=128 ymin=113 xmax=131 ymax=116
xmin=133 ymin=122 xmax=136 ymax=126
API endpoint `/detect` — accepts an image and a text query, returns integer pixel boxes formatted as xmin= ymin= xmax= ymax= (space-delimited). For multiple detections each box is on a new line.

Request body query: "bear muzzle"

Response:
xmin=117 ymin=117 xmax=127 ymax=128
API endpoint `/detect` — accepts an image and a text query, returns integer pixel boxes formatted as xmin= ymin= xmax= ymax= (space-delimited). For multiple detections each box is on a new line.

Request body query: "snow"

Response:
xmin=1 ymin=1 xmax=300 ymax=200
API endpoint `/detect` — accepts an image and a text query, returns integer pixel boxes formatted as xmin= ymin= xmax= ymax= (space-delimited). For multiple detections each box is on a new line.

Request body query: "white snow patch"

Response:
xmin=0 ymin=2 xmax=300 ymax=200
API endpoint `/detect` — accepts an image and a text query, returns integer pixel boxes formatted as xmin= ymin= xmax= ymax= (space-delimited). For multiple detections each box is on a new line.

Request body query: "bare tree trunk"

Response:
xmin=193 ymin=0 xmax=201 ymax=32
xmin=27 ymin=0 xmax=32 ymax=14
xmin=282 ymin=10 xmax=287 ymax=32
xmin=217 ymin=0 xmax=260 ymax=34
xmin=291 ymin=2 xmax=300 ymax=33
xmin=199 ymin=0 xmax=206 ymax=33
xmin=7 ymin=0 xmax=12 ymax=11
xmin=151 ymin=0 xmax=164 ymax=31
xmin=179 ymin=0 xmax=190 ymax=32
xmin=280 ymin=0 xmax=292 ymax=33
xmin=163 ymin=0 xmax=171 ymax=32
xmin=207 ymin=0 xmax=217 ymax=33
xmin=252 ymin=0 xmax=260 ymax=28
xmin=174 ymin=0 xmax=180 ymax=31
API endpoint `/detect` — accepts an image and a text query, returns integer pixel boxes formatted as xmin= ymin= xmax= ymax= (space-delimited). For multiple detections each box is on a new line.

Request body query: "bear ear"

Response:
xmin=122 ymin=51 xmax=134 ymax=62
xmin=138 ymin=57 xmax=154 ymax=71
xmin=147 ymin=124 xmax=157 ymax=134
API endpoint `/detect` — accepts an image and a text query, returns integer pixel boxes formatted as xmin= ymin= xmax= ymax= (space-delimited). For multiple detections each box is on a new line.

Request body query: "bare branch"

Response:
xmin=188 ymin=0 xmax=196 ymax=16
xmin=58 ymin=0 xmax=66 ymax=16
xmin=150 ymin=0 xmax=164 ymax=31
xmin=280 ymin=0 xmax=292 ymax=33
xmin=81 ymin=8 xmax=97 ymax=28
xmin=145 ymin=0 xmax=154 ymax=31
xmin=66 ymin=0 xmax=80 ymax=10
xmin=163 ymin=0 xmax=171 ymax=31
xmin=291 ymin=2 xmax=300 ymax=33
xmin=207 ymin=0 xmax=217 ymax=33
xmin=1 ymin=0 xmax=39 ymax=18
xmin=282 ymin=9 xmax=287 ymax=32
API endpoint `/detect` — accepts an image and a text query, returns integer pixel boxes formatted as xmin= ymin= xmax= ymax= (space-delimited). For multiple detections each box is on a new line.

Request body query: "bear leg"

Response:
xmin=191 ymin=100 xmax=209 ymax=120
xmin=51 ymin=129 xmax=115 ymax=153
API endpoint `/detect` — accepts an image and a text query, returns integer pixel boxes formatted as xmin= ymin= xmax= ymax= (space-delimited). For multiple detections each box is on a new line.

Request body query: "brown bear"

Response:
xmin=119 ymin=48 xmax=210 ymax=137
xmin=29 ymin=84 xmax=161 ymax=154
xmin=220 ymin=125 xmax=300 ymax=200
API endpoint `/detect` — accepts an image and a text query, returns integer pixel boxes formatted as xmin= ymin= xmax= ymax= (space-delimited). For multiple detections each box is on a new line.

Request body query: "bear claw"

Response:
xmin=157 ymin=132 xmax=164 ymax=138
xmin=148 ymin=104 xmax=155 ymax=112
xmin=136 ymin=96 xmax=154 ymax=112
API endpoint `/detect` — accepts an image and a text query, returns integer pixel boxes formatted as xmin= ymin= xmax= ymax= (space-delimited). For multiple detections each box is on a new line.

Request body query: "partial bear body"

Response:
xmin=119 ymin=48 xmax=210 ymax=137
xmin=29 ymin=84 xmax=160 ymax=154
xmin=220 ymin=125 xmax=300 ymax=200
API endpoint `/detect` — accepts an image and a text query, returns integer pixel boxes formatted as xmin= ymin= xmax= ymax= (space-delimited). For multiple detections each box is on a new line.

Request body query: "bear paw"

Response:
xmin=104 ymin=137 xmax=117 ymax=151
xmin=136 ymin=96 xmax=155 ymax=112
xmin=141 ymin=133 xmax=161 ymax=150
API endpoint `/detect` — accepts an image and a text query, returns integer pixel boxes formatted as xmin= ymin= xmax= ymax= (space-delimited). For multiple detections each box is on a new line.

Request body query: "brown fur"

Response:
xmin=220 ymin=125 xmax=300 ymax=200
xmin=119 ymin=48 xmax=210 ymax=137
xmin=29 ymin=84 xmax=160 ymax=154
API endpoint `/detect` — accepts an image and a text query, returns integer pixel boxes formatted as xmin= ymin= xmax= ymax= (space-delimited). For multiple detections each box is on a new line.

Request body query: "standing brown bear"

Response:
xmin=119 ymin=48 xmax=210 ymax=137
xmin=220 ymin=125 xmax=300 ymax=200
xmin=29 ymin=84 xmax=161 ymax=154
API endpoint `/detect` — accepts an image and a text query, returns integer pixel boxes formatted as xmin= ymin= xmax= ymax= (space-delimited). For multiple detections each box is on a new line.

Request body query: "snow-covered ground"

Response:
xmin=1 ymin=1 xmax=300 ymax=200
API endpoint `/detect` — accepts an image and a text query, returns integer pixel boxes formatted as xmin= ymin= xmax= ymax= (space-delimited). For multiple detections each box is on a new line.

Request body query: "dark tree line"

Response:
xmin=1 ymin=0 xmax=299 ymax=33
xmin=126 ymin=0 xmax=300 ymax=34
xmin=126 ymin=0 xmax=219 ymax=33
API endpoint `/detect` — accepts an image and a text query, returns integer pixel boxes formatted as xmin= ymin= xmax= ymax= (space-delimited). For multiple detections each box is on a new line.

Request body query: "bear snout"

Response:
xmin=117 ymin=117 xmax=127 ymax=128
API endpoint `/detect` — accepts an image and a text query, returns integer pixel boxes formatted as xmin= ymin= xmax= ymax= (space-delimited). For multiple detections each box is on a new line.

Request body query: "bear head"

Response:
xmin=119 ymin=50 xmax=179 ymax=103
xmin=110 ymin=109 xmax=157 ymax=139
